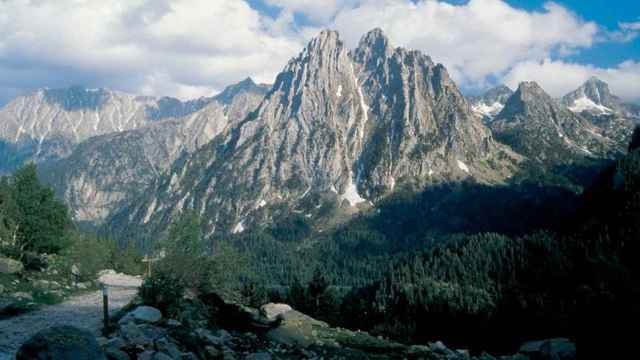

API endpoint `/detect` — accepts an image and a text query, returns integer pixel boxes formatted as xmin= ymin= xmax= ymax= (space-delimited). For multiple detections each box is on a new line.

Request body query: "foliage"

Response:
xmin=9 ymin=164 xmax=71 ymax=254
xmin=139 ymin=270 xmax=185 ymax=317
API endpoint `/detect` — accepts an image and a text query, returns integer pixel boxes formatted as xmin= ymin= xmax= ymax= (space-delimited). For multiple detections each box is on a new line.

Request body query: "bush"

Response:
xmin=139 ymin=270 xmax=185 ymax=317
xmin=63 ymin=232 xmax=111 ymax=281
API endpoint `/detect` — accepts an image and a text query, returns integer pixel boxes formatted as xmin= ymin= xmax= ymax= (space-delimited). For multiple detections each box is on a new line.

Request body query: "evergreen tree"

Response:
xmin=10 ymin=163 xmax=71 ymax=254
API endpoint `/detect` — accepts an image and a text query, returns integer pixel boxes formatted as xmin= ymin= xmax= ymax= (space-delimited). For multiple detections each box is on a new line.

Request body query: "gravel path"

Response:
xmin=0 ymin=272 xmax=142 ymax=359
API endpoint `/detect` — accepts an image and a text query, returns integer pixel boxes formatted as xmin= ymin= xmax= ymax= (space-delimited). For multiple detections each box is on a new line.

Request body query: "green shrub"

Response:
xmin=139 ymin=270 xmax=185 ymax=317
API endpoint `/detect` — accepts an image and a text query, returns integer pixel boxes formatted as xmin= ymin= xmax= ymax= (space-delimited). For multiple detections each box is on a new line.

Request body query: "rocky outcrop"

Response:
xmin=40 ymin=79 xmax=268 ymax=224
xmin=562 ymin=77 xmax=624 ymax=115
xmin=491 ymin=81 xmax=630 ymax=165
xmin=0 ymin=256 xmax=23 ymax=274
xmin=95 ymin=301 xmax=576 ymax=360
xmin=0 ymin=87 xmax=159 ymax=168
xmin=16 ymin=325 xmax=106 ymax=360
xmin=110 ymin=28 xmax=518 ymax=239
xmin=469 ymin=85 xmax=514 ymax=121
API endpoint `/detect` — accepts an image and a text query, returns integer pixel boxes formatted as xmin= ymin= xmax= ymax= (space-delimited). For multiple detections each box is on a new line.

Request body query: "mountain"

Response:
xmin=562 ymin=77 xmax=640 ymax=121
xmin=107 ymin=29 xmax=519 ymax=240
xmin=0 ymin=86 xmax=219 ymax=172
xmin=490 ymin=81 xmax=631 ymax=166
xmin=40 ymin=79 xmax=269 ymax=224
xmin=469 ymin=85 xmax=514 ymax=121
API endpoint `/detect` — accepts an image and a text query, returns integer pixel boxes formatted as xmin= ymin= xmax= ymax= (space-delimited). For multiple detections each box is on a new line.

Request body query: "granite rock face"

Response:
xmin=39 ymin=79 xmax=268 ymax=223
xmin=469 ymin=85 xmax=514 ymax=121
xmin=110 ymin=28 xmax=518 ymax=239
xmin=490 ymin=81 xmax=631 ymax=165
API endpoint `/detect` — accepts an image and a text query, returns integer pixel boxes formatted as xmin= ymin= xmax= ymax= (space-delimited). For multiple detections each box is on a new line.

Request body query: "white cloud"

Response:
xmin=264 ymin=0 xmax=359 ymax=23
xmin=329 ymin=0 xmax=598 ymax=89
xmin=502 ymin=59 xmax=640 ymax=102
xmin=0 ymin=0 xmax=637 ymax=105
xmin=0 ymin=0 xmax=305 ymax=102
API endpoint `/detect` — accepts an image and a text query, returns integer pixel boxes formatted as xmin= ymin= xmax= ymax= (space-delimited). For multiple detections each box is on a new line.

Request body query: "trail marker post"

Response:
xmin=102 ymin=284 xmax=109 ymax=335
xmin=141 ymin=255 xmax=160 ymax=278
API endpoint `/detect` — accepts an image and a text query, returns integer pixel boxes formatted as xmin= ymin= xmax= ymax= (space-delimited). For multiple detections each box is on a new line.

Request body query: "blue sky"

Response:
xmin=0 ymin=0 xmax=638 ymax=104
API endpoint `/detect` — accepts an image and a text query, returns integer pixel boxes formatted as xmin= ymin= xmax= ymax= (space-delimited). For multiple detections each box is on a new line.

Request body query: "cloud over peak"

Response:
xmin=0 ymin=0 xmax=637 ymax=104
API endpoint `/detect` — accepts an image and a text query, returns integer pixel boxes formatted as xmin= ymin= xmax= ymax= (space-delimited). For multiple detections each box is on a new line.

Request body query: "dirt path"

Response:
xmin=0 ymin=272 xmax=142 ymax=359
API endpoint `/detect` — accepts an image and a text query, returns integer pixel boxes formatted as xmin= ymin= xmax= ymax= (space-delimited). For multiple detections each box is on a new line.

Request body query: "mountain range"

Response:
xmin=0 ymin=28 xmax=636 ymax=241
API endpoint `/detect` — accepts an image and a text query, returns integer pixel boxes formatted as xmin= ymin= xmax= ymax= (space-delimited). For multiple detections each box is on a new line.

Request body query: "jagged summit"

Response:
xmin=491 ymin=80 xmax=625 ymax=164
xmin=108 ymin=28 xmax=516 ymax=239
xmin=214 ymin=77 xmax=270 ymax=105
xmin=470 ymin=85 xmax=514 ymax=120
xmin=562 ymin=77 xmax=620 ymax=114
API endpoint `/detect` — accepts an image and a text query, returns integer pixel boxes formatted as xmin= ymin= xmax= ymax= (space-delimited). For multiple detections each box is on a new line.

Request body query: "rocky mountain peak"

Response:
xmin=497 ymin=81 xmax=554 ymax=120
xmin=562 ymin=77 xmax=620 ymax=114
xmin=582 ymin=77 xmax=613 ymax=103
xmin=469 ymin=85 xmax=514 ymax=120
xmin=42 ymin=86 xmax=111 ymax=111
xmin=355 ymin=28 xmax=392 ymax=59
xmin=214 ymin=77 xmax=269 ymax=105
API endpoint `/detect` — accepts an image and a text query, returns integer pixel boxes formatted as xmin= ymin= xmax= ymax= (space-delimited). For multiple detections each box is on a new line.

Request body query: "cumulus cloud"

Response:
xmin=0 ymin=0 xmax=305 ymax=103
xmin=329 ymin=0 xmax=598 ymax=90
xmin=0 ymin=0 xmax=637 ymax=105
xmin=502 ymin=59 xmax=640 ymax=102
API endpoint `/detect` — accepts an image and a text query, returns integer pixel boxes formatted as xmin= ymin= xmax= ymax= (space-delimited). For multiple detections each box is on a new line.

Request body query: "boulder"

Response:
xmin=519 ymin=338 xmax=576 ymax=360
xmin=119 ymin=306 xmax=162 ymax=324
xmin=105 ymin=348 xmax=131 ymax=360
xmin=246 ymin=352 xmax=272 ymax=360
xmin=0 ymin=256 xmax=23 ymax=274
xmin=260 ymin=303 xmax=293 ymax=321
xmin=13 ymin=292 xmax=33 ymax=301
xmin=16 ymin=325 xmax=106 ymax=360
xmin=155 ymin=337 xmax=182 ymax=358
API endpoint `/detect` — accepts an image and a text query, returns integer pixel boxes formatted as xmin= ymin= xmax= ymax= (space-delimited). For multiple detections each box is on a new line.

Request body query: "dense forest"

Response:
xmin=210 ymin=127 xmax=640 ymax=357
xmin=3 ymin=129 xmax=639 ymax=358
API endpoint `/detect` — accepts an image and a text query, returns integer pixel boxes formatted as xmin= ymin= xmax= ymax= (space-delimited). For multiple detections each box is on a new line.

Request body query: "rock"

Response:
xmin=166 ymin=319 xmax=182 ymax=327
xmin=215 ymin=329 xmax=233 ymax=343
xmin=118 ymin=322 xmax=152 ymax=347
xmin=155 ymin=337 xmax=182 ymax=358
xmin=0 ymin=256 xmax=23 ymax=274
xmin=106 ymin=337 xmax=127 ymax=350
xmin=406 ymin=345 xmax=432 ymax=358
xmin=71 ymin=264 xmax=81 ymax=277
xmin=246 ymin=352 xmax=272 ymax=360
xmin=13 ymin=292 xmax=33 ymax=301
xmin=204 ymin=346 xmax=221 ymax=359
xmin=105 ymin=348 xmax=131 ymax=360
xmin=138 ymin=351 xmax=155 ymax=360
xmin=519 ymin=338 xmax=576 ymax=360
xmin=260 ymin=303 xmax=293 ymax=321
xmin=16 ymin=325 xmax=106 ymax=360
xmin=76 ymin=282 xmax=90 ymax=290
xmin=152 ymin=352 xmax=173 ymax=360
xmin=430 ymin=341 xmax=452 ymax=355
xmin=119 ymin=306 xmax=162 ymax=324
xmin=98 ymin=269 xmax=117 ymax=276
xmin=0 ymin=284 xmax=5 ymax=294
xmin=195 ymin=328 xmax=225 ymax=346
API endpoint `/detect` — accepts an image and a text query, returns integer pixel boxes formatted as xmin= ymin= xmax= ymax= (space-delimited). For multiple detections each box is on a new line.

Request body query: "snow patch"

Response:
xmin=336 ymin=85 xmax=343 ymax=98
xmin=143 ymin=198 xmax=157 ymax=224
xmin=388 ymin=176 xmax=396 ymax=190
xmin=457 ymin=160 xmax=470 ymax=174
xmin=568 ymin=96 xmax=612 ymax=114
xmin=232 ymin=220 xmax=246 ymax=234
xmin=472 ymin=101 xmax=504 ymax=118
xmin=340 ymin=177 xmax=366 ymax=206
xmin=428 ymin=169 xmax=434 ymax=176
xmin=256 ymin=199 xmax=267 ymax=209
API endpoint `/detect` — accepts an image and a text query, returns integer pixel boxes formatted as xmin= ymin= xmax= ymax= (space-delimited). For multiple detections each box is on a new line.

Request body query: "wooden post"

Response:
xmin=102 ymin=284 xmax=109 ymax=335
